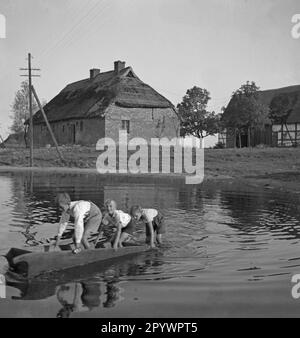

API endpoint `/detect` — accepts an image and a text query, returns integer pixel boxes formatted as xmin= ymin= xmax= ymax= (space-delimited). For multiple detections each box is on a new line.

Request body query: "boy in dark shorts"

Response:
xmin=119 ymin=206 xmax=165 ymax=248
xmin=55 ymin=193 xmax=102 ymax=254
xmin=94 ymin=199 xmax=131 ymax=250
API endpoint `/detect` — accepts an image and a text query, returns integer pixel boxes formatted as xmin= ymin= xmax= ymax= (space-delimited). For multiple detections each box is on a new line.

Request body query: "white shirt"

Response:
xmin=102 ymin=210 xmax=131 ymax=228
xmin=142 ymin=209 xmax=158 ymax=223
xmin=58 ymin=201 xmax=91 ymax=238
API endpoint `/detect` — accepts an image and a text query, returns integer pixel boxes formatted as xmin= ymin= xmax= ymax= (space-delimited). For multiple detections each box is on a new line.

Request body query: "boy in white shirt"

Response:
xmin=94 ymin=199 xmax=131 ymax=250
xmin=55 ymin=193 xmax=102 ymax=254
xmin=119 ymin=206 xmax=165 ymax=248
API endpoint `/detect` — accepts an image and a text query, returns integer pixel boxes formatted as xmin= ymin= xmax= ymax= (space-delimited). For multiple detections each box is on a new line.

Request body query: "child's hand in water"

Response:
xmin=72 ymin=247 xmax=82 ymax=254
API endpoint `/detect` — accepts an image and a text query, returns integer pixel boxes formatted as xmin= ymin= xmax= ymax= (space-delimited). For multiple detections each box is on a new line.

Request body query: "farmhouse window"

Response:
xmin=80 ymin=121 xmax=84 ymax=131
xmin=121 ymin=120 xmax=130 ymax=134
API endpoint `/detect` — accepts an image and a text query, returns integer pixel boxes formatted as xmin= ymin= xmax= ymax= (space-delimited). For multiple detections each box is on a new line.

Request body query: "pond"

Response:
xmin=0 ymin=171 xmax=300 ymax=317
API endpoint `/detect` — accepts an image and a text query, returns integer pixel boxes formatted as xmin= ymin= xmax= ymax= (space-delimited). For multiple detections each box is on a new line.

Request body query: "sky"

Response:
xmin=0 ymin=0 xmax=300 ymax=146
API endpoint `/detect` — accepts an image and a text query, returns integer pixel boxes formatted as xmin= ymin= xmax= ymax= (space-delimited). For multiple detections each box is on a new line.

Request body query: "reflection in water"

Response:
xmin=103 ymin=279 xmax=123 ymax=309
xmin=1 ymin=171 xmax=300 ymax=317
xmin=5 ymin=251 xmax=165 ymax=317
xmin=57 ymin=282 xmax=101 ymax=318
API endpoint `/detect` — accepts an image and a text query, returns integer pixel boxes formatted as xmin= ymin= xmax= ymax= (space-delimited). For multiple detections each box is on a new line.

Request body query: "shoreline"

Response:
xmin=0 ymin=164 xmax=300 ymax=195
xmin=1 ymin=146 xmax=300 ymax=194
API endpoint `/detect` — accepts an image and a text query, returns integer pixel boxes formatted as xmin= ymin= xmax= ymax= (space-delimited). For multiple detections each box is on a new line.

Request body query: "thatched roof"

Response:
xmin=32 ymin=64 xmax=175 ymax=124
xmin=3 ymin=132 xmax=26 ymax=147
xmin=257 ymin=85 xmax=300 ymax=124
xmin=225 ymin=84 xmax=300 ymax=125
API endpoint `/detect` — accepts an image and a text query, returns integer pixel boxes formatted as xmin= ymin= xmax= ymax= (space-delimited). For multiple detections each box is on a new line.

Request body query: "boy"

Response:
xmin=119 ymin=206 xmax=165 ymax=248
xmin=55 ymin=193 xmax=102 ymax=254
xmin=94 ymin=199 xmax=131 ymax=250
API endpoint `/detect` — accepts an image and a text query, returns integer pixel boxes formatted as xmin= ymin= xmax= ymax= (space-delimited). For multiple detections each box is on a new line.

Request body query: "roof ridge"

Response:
xmin=260 ymin=84 xmax=300 ymax=93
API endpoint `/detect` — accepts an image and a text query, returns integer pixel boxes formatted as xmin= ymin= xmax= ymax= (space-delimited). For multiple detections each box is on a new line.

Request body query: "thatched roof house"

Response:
xmin=257 ymin=85 xmax=300 ymax=124
xmin=220 ymin=84 xmax=300 ymax=148
xmin=32 ymin=61 xmax=179 ymax=146
xmin=2 ymin=132 xmax=26 ymax=148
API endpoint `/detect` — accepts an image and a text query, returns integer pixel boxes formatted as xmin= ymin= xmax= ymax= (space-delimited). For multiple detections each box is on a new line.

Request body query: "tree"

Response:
xmin=10 ymin=81 xmax=39 ymax=135
xmin=177 ymin=86 xmax=220 ymax=140
xmin=221 ymin=81 xmax=269 ymax=148
xmin=10 ymin=81 xmax=47 ymax=147
xmin=269 ymin=92 xmax=298 ymax=146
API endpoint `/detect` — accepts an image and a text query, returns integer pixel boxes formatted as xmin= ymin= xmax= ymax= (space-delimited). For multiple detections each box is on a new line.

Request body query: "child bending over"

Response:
xmin=119 ymin=206 xmax=165 ymax=248
xmin=55 ymin=193 xmax=102 ymax=254
xmin=94 ymin=199 xmax=131 ymax=250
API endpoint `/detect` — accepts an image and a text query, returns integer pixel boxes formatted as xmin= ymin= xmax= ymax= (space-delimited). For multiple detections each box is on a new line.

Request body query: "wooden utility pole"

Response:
xmin=20 ymin=53 xmax=40 ymax=167
xmin=0 ymin=134 xmax=4 ymax=148
xmin=31 ymin=85 xmax=65 ymax=164
xmin=28 ymin=53 xmax=33 ymax=166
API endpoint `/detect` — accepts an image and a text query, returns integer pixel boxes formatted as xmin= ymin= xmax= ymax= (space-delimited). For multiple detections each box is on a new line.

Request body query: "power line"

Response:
xmin=39 ymin=0 xmax=95 ymax=59
xmin=45 ymin=0 xmax=111 ymax=59
xmin=57 ymin=0 xmax=112 ymax=53
xmin=39 ymin=0 xmax=106 ymax=60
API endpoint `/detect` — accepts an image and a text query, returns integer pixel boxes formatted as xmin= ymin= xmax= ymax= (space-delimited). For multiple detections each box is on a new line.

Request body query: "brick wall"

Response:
xmin=33 ymin=104 xmax=179 ymax=147
xmin=33 ymin=118 xmax=105 ymax=147
xmin=104 ymin=104 xmax=179 ymax=142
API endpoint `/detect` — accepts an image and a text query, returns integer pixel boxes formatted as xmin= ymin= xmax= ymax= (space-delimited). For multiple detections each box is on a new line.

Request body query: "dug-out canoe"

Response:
xmin=6 ymin=245 xmax=151 ymax=278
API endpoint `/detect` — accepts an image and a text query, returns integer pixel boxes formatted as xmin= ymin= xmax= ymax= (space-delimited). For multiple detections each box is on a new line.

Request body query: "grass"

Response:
xmin=1 ymin=146 xmax=300 ymax=191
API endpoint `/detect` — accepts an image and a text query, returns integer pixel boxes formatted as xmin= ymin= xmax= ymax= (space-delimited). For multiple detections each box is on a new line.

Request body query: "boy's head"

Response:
xmin=130 ymin=205 xmax=143 ymax=221
xmin=56 ymin=193 xmax=71 ymax=212
xmin=104 ymin=199 xmax=117 ymax=215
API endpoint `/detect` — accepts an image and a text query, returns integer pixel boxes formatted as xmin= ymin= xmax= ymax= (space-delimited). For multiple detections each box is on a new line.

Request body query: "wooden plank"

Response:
xmin=12 ymin=245 xmax=151 ymax=278
xmin=31 ymin=85 xmax=66 ymax=164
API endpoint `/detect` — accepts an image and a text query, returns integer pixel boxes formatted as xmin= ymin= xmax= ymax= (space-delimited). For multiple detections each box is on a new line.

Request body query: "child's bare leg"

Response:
xmin=110 ymin=232 xmax=117 ymax=248
xmin=81 ymin=232 xmax=90 ymax=249
xmin=156 ymin=234 xmax=163 ymax=245
xmin=119 ymin=232 xmax=131 ymax=247
xmin=83 ymin=213 xmax=102 ymax=249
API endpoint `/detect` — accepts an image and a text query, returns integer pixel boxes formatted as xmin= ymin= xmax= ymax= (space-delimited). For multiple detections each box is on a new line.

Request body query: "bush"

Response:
xmin=213 ymin=142 xmax=225 ymax=149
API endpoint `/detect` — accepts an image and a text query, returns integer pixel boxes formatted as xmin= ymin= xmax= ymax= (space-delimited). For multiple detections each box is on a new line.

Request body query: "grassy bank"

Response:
xmin=1 ymin=146 xmax=300 ymax=192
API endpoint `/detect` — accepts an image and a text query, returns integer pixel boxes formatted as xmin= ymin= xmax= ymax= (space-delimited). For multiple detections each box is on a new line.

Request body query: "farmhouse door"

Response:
xmin=69 ymin=124 xmax=76 ymax=144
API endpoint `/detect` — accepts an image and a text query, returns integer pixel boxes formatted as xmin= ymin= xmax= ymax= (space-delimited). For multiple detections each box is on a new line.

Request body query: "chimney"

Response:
xmin=114 ymin=60 xmax=125 ymax=74
xmin=90 ymin=68 xmax=100 ymax=79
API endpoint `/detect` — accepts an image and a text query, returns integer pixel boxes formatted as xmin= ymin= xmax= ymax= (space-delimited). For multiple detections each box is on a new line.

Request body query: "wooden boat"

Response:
xmin=5 ymin=244 xmax=151 ymax=279
xmin=5 ymin=250 xmax=152 ymax=301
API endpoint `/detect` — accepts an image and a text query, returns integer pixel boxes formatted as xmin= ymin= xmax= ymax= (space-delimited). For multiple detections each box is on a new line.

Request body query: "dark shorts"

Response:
xmin=122 ymin=212 xmax=166 ymax=237
xmin=83 ymin=202 xmax=102 ymax=236
xmin=121 ymin=219 xmax=137 ymax=236
xmin=145 ymin=212 xmax=166 ymax=237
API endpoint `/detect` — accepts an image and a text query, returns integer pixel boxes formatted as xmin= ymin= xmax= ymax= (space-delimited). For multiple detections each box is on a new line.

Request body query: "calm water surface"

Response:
xmin=1 ymin=171 xmax=300 ymax=317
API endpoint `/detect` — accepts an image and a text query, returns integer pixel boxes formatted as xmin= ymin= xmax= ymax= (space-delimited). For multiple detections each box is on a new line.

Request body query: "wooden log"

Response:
xmin=10 ymin=245 xmax=151 ymax=278
xmin=31 ymin=85 xmax=65 ymax=164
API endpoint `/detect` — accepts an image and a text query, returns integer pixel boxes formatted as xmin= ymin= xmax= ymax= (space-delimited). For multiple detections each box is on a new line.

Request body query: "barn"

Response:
xmin=31 ymin=61 xmax=179 ymax=146
xmin=219 ymin=85 xmax=300 ymax=148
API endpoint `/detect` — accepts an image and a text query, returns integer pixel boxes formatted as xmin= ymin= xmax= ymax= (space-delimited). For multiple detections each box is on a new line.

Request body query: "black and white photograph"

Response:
xmin=0 ymin=0 xmax=300 ymax=321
